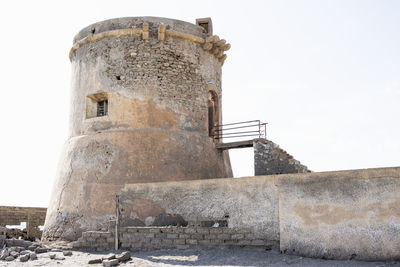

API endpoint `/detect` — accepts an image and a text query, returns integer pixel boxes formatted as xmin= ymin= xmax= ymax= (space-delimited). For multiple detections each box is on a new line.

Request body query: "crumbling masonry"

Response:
xmin=41 ymin=16 xmax=400 ymax=261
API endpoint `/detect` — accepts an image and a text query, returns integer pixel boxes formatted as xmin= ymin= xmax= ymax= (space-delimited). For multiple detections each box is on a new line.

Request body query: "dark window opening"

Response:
xmin=97 ymin=100 xmax=108 ymax=117
xmin=208 ymin=91 xmax=219 ymax=139
xmin=199 ymin=22 xmax=209 ymax=33
xmin=116 ymin=75 xmax=121 ymax=80
xmin=208 ymin=104 xmax=214 ymax=137
xmin=196 ymin=18 xmax=213 ymax=36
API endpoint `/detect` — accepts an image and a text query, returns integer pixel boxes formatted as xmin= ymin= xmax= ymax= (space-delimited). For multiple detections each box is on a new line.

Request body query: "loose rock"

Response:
xmin=10 ymin=251 xmax=19 ymax=257
xmin=35 ymin=247 xmax=48 ymax=253
xmin=102 ymin=254 xmax=116 ymax=260
xmin=103 ymin=258 xmax=119 ymax=267
xmin=88 ymin=258 xmax=103 ymax=264
xmin=63 ymin=250 xmax=72 ymax=256
xmin=49 ymin=253 xmax=56 ymax=259
xmin=19 ymin=254 xmax=29 ymax=262
xmin=0 ymin=249 xmax=10 ymax=260
xmin=29 ymin=252 xmax=37 ymax=260
xmin=16 ymin=246 xmax=25 ymax=252
xmin=116 ymin=251 xmax=131 ymax=262
xmin=5 ymin=255 xmax=15 ymax=261
xmin=28 ymin=245 xmax=37 ymax=251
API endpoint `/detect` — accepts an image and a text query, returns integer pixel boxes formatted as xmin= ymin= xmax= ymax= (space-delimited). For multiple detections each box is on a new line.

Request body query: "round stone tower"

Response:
xmin=43 ymin=17 xmax=232 ymax=241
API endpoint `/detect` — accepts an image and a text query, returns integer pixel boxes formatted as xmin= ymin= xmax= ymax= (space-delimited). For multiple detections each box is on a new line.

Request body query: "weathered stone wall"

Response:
xmin=118 ymin=176 xmax=280 ymax=242
xmin=278 ymin=167 xmax=400 ymax=261
xmin=254 ymin=138 xmax=309 ymax=175
xmin=71 ymin=167 xmax=400 ymax=261
xmin=0 ymin=206 xmax=46 ymax=239
xmin=43 ymin=17 xmax=232 ymax=241
xmin=73 ymin=226 xmax=276 ymax=251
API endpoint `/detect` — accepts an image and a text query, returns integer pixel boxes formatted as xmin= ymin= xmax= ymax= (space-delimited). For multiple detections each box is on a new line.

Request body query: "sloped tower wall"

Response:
xmin=43 ymin=17 xmax=232 ymax=241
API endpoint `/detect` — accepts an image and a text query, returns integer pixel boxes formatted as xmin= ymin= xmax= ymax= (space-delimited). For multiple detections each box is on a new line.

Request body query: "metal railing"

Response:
xmin=213 ymin=120 xmax=267 ymax=141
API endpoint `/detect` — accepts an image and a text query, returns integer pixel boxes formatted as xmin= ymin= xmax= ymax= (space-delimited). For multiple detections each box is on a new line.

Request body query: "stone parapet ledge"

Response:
xmin=69 ymin=23 xmax=230 ymax=64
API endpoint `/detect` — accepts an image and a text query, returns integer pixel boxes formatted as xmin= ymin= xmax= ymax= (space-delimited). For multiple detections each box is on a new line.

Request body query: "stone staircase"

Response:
xmin=253 ymin=139 xmax=310 ymax=175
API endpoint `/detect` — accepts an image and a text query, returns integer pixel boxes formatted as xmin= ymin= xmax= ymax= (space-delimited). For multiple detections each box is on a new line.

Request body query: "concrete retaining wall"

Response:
xmin=72 ymin=167 xmax=400 ymax=261
xmin=118 ymin=176 xmax=280 ymax=243
xmin=278 ymin=167 xmax=400 ymax=261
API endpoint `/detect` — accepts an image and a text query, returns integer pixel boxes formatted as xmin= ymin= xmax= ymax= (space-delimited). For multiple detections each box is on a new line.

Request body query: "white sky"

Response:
xmin=0 ymin=0 xmax=399 ymax=208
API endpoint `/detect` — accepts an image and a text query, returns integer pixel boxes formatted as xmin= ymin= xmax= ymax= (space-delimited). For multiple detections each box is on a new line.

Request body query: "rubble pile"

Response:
xmin=0 ymin=238 xmax=72 ymax=262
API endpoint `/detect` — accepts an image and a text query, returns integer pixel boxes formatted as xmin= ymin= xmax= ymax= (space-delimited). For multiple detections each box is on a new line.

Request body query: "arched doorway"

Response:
xmin=208 ymin=91 xmax=219 ymax=139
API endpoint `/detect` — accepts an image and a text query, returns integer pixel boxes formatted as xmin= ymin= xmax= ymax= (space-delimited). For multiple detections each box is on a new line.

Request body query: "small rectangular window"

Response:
xmin=97 ymin=100 xmax=108 ymax=117
xmin=86 ymin=92 xmax=108 ymax=119
xmin=196 ymin=18 xmax=213 ymax=35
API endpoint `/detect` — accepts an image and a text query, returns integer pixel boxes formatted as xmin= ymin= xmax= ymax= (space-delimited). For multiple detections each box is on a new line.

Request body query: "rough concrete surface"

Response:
xmin=119 ymin=175 xmax=280 ymax=243
xmin=278 ymin=167 xmax=400 ymax=261
xmin=1 ymin=249 xmax=398 ymax=267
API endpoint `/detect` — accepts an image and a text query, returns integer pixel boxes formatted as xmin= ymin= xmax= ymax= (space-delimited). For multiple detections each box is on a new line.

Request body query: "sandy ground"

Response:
xmin=1 ymin=248 xmax=399 ymax=267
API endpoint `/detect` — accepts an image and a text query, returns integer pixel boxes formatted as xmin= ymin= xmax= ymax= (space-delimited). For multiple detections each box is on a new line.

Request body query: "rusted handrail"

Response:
xmin=213 ymin=120 xmax=267 ymax=141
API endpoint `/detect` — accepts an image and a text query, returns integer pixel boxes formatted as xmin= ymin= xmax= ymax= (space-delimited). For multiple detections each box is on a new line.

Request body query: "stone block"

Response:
xmin=184 ymin=228 xmax=196 ymax=234
xmin=155 ymin=233 xmax=167 ymax=238
xmin=19 ymin=254 xmax=29 ymax=262
xmin=88 ymin=258 xmax=102 ymax=264
xmin=10 ymin=251 xmax=19 ymax=258
xmin=190 ymin=233 xmax=203 ymax=239
xmin=231 ymin=234 xmax=244 ymax=239
xmin=223 ymin=228 xmax=236 ymax=234
xmin=63 ymin=251 xmax=73 ymax=256
xmin=5 ymin=255 xmax=15 ymax=261
xmin=186 ymin=239 xmax=198 ymax=245
xmin=167 ymin=233 xmax=179 ymax=239
xmin=237 ymin=240 xmax=251 ymax=245
xmin=209 ymin=228 xmax=223 ymax=234
xmin=162 ymin=239 xmax=173 ymax=245
xmin=176 ymin=245 xmax=190 ymax=250
xmin=174 ymin=239 xmax=185 ymax=245
xmin=179 ymin=234 xmax=190 ymax=239
xmin=29 ymin=252 xmax=37 ymax=260
xmin=196 ymin=228 xmax=210 ymax=234
xmin=217 ymin=234 xmax=231 ymax=240
xmin=103 ymin=259 xmax=119 ymax=267
xmin=251 ymin=239 xmax=266 ymax=246
xmin=116 ymin=251 xmax=131 ymax=262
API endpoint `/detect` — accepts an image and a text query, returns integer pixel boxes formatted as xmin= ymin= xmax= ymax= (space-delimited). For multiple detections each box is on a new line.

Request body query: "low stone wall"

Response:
xmin=72 ymin=226 xmax=277 ymax=251
xmin=71 ymin=167 xmax=400 ymax=261
xmin=0 ymin=206 xmax=47 ymax=240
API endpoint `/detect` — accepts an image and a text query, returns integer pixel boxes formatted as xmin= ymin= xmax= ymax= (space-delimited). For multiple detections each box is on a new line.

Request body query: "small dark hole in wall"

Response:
xmin=91 ymin=28 xmax=95 ymax=34
xmin=224 ymin=214 xmax=230 ymax=218
xmin=116 ymin=75 xmax=121 ymax=80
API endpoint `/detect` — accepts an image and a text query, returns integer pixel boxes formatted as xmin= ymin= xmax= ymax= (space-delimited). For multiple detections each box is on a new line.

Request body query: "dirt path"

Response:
xmin=1 ymin=248 xmax=399 ymax=267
